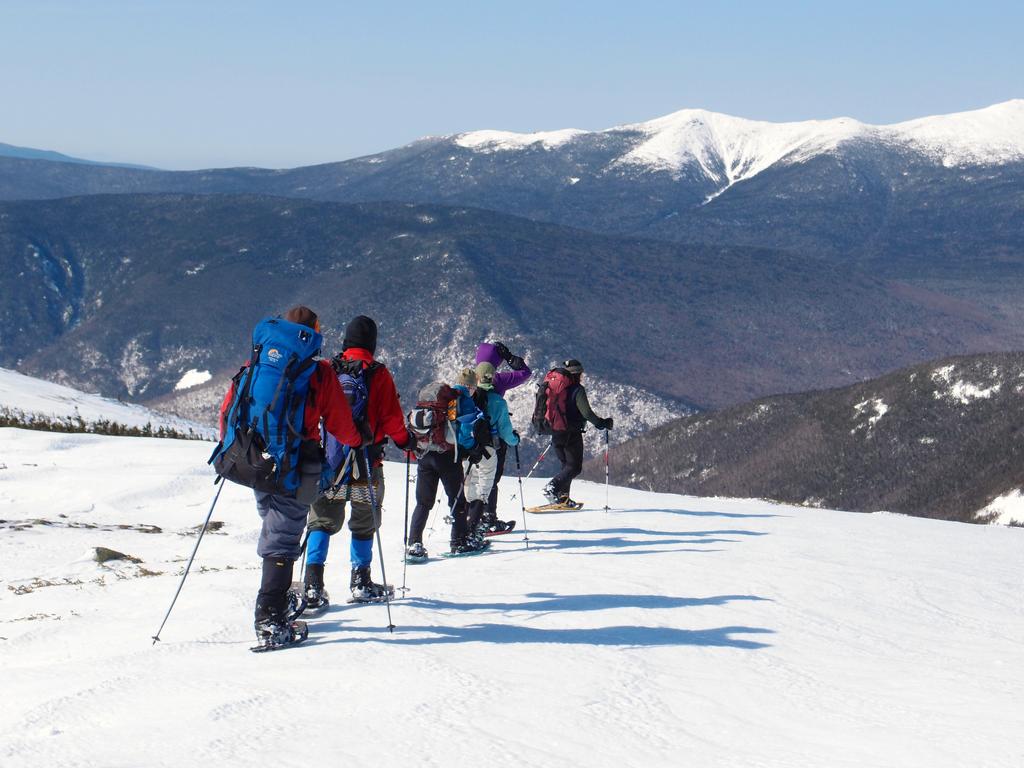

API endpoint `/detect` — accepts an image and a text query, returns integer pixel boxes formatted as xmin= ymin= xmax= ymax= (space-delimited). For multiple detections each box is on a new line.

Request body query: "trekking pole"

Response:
xmin=399 ymin=453 xmax=411 ymax=595
xmin=510 ymin=443 xmax=550 ymax=501
xmin=359 ymin=448 xmax=395 ymax=633
xmin=513 ymin=444 xmax=531 ymax=550
xmin=603 ymin=429 xmax=611 ymax=513
xmin=442 ymin=460 xmax=472 ymax=541
xmin=152 ymin=480 xmax=224 ymax=645
xmin=297 ymin=528 xmax=310 ymax=584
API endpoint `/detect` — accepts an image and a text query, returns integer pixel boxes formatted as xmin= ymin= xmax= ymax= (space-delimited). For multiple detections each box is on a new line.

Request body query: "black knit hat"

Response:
xmin=564 ymin=359 xmax=584 ymax=375
xmin=343 ymin=315 xmax=377 ymax=353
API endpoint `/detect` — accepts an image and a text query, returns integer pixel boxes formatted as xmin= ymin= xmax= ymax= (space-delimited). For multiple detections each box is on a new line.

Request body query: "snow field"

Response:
xmin=1 ymin=428 xmax=1022 ymax=767
xmin=0 ymin=366 xmax=213 ymax=437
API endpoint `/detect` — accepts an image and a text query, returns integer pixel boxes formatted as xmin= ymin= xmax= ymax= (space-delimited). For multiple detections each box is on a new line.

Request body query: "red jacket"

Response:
xmin=341 ymin=348 xmax=412 ymax=451
xmin=218 ymin=359 xmax=362 ymax=448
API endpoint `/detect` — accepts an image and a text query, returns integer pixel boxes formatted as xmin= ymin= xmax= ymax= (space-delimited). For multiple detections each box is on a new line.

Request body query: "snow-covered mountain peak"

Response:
xmin=453 ymin=127 xmax=586 ymax=152
xmin=443 ymin=101 xmax=1024 ymax=190
xmin=885 ymin=99 xmax=1024 ymax=166
xmin=611 ymin=109 xmax=865 ymax=185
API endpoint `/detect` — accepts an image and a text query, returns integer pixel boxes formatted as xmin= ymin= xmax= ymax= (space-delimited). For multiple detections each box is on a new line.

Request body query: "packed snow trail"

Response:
xmin=1 ymin=428 xmax=1022 ymax=767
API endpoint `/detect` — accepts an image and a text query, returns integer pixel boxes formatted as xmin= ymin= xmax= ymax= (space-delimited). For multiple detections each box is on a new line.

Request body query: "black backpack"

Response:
xmin=471 ymin=388 xmax=494 ymax=449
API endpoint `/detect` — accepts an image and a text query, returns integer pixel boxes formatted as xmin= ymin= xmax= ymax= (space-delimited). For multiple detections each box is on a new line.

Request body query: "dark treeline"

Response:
xmin=0 ymin=407 xmax=211 ymax=441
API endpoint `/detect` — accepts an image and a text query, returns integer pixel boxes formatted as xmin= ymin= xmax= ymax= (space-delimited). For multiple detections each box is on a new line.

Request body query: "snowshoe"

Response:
xmin=250 ymin=619 xmax=308 ymax=653
xmin=442 ymin=537 xmax=491 ymax=558
xmin=347 ymin=585 xmax=395 ymax=604
xmin=348 ymin=565 xmax=395 ymax=603
xmin=405 ymin=542 xmax=429 ymax=564
xmin=302 ymin=581 xmax=330 ymax=616
xmin=526 ymin=499 xmax=584 ymax=513
xmin=484 ymin=519 xmax=517 ymax=536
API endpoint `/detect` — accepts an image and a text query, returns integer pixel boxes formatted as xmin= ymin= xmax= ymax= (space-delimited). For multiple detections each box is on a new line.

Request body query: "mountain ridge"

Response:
xmin=583 ymin=351 xmax=1024 ymax=524
xmin=6 ymin=193 xmax=1020 ymax=453
xmin=6 ymin=100 xmax=1022 ymax=175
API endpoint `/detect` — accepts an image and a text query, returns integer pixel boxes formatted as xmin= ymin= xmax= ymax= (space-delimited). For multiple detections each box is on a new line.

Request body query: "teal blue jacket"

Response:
xmin=480 ymin=387 xmax=519 ymax=446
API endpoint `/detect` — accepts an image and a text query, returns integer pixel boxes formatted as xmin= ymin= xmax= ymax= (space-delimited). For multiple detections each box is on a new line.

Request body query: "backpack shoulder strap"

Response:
xmin=472 ymin=388 xmax=490 ymax=415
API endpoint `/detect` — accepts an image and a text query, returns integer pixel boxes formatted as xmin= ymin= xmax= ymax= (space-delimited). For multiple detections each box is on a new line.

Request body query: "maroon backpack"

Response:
xmin=531 ymin=369 xmax=573 ymax=435
xmin=406 ymin=381 xmax=458 ymax=453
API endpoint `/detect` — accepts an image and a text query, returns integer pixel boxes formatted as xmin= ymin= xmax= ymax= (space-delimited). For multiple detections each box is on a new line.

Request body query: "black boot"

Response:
xmin=543 ymin=482 xmax=559 ymax=503
xmin=253 ymin=558 xmax=307 ymax=651
xmin=303 ymin=563 xmax=329 ymax=613
xmin=467 ymin=499 xmax=487 ymax=545
xmin=255 ymin=557 xmax=293 ymax=624
xmin=349 ymin=565 xmax=393 ymax=603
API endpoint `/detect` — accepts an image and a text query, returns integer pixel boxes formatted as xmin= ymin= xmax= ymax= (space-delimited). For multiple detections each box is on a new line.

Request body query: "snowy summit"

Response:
xmin=451 ymin=100 xmax=1024 ymax=189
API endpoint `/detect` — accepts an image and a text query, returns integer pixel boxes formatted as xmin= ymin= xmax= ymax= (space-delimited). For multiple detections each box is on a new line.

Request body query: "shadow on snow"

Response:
xmin=309 ymin=621 xmax=775 ymax=650
xmin=510 ymin=526 xmax=768 ymax=555
xmin=309 ymin=593 xmax=774 ymax=649
xmin=615 ymin=507 xmax=783 ymax=520
xmin=401 ymin=592 xmax=771 ymax=613
xmin=537 ymin=528 xmax=769 ymax=538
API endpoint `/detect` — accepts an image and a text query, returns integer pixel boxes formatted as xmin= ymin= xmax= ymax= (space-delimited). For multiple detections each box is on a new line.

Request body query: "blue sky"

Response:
xmin=2 ymin=0 xmax=1021 ymax=169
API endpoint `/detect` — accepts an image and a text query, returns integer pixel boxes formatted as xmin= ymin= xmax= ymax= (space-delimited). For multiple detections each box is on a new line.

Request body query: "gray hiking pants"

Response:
xmin=255 ymin=490 xmax=308 ymax=560
xmin=306 ymin=465 xmax=385 ymax=540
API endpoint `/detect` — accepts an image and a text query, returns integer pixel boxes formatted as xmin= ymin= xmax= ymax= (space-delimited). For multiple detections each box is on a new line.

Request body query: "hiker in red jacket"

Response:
xmin=303 ymin=315 xmax=417 ymax=609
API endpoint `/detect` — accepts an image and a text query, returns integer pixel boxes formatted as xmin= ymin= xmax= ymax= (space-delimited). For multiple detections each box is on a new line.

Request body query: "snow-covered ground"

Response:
xmin=0 ymin=367 xmax=213 ymax=438
xmin=1 ymin=428 xmax=1022 ymax=767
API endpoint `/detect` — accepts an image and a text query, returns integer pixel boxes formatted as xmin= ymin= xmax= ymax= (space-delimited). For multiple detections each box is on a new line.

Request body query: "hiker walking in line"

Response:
xmin=404 ymin=380 xmax=472 ymax=561
xmin=475 ymin=341 xmax=531 ymax=532
xmin=303 ymin=315 xmax=417 ymax=608
xmin=467 ymin=360 xmax=520 ymax=534
xmin=213 ymin=306 xmax=362 ymax=651
xmin=535 ymin=359 xmax=613 ymax=509
xmin=444 ymin=366 xmax=494 ymax=553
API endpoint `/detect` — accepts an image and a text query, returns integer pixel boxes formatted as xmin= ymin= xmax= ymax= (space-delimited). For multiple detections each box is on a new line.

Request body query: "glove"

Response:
xmin=397 ymin=430 xmax=418 ymax=452
xmin=512 ymin=429 xmax=521 ymax=442
xmin=468 ymin=446 xmax=491 ymax=465
xmin=506 ymin=354 xmax=527 ymax=372
xmin=358 ymin=421 xmax=375 ymax=447
xmin=492 ymin=341 xmax=511 ymax=362
xmin=601 ymin=417 xmax=614 ymax=430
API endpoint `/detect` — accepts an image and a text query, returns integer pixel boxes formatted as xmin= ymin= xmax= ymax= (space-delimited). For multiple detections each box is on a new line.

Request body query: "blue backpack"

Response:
xmin=211 ymin=317 xmax=324 ymax=502
xmin=323 ymin=357 xmax=379 ymax=490
xmin=451 ymin=385 xmax=486 ymax=452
